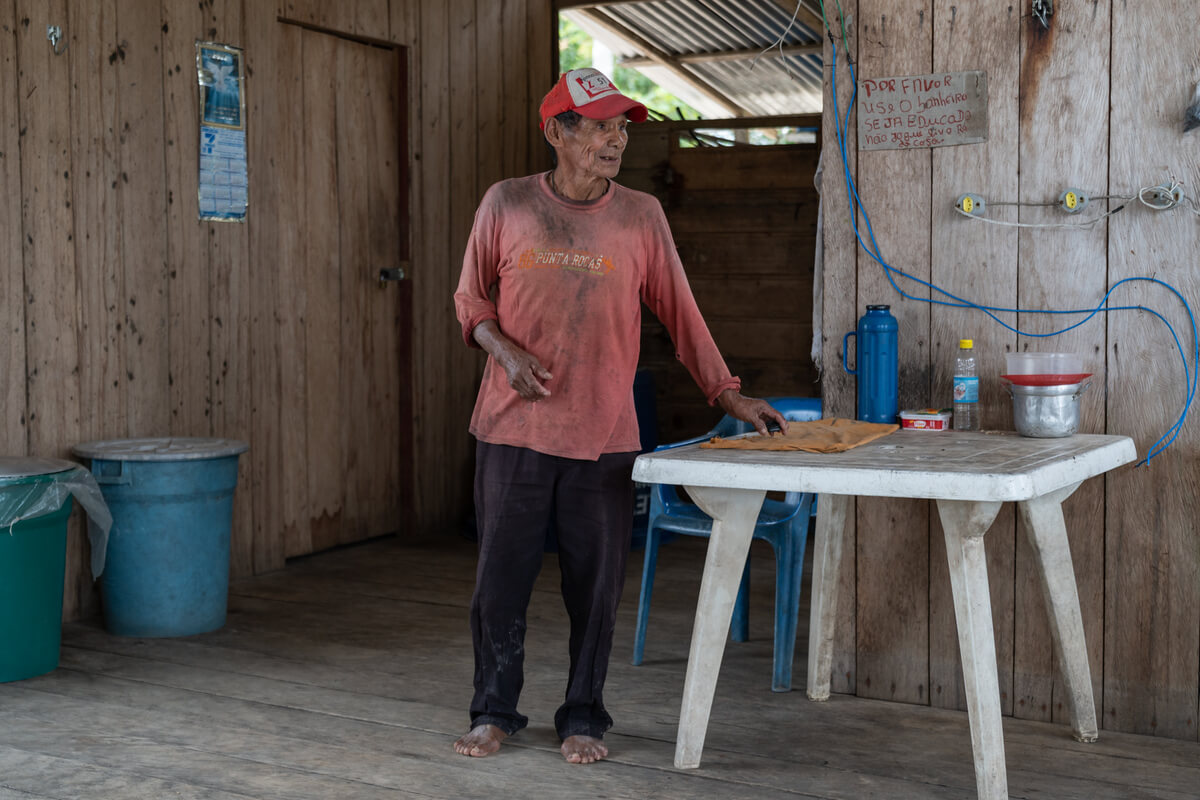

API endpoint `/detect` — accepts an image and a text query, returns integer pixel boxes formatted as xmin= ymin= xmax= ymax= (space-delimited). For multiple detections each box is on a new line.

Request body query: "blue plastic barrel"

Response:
xmin=72 ymin=438 xmax=248 ymax=638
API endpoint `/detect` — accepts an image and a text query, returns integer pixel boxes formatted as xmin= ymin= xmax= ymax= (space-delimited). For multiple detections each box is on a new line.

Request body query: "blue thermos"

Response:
xmin=843 ymin=305 xmax=899 ymax=423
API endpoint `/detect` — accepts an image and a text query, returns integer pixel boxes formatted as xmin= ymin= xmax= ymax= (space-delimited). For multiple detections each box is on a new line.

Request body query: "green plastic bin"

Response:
xmin=0 ymin=457 xmax=77 ymax=683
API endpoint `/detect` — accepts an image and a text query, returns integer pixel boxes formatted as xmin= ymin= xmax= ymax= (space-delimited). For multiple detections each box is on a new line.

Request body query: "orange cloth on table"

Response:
xmin=699 ymin=417 xmax=899 ymax=453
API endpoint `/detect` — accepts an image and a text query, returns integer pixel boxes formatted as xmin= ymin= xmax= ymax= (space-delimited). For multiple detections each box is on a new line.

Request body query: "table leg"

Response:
xmin=673 ymin=485 xmax=766 ymax=769
xmin=1017 ymin=482 xmax=1098 ymax=743
xmin=936 ymin=499 xmax=1007 ymax=800
xmin=806 ymin=493 xmax=852 ymax=701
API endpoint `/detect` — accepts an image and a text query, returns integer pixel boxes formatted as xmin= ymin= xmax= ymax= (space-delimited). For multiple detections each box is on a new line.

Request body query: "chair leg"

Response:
xmin=730 ymin=558 xmax=751 ymax=642
xmin=632 ymin=527 xmax=660 ymax=665
xmin=770 ymin=532 xmax=805 ymax=692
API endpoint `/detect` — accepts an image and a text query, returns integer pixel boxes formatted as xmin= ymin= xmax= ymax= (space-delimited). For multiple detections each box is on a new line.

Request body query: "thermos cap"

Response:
xmin=866 ymin=304 xmax=890 ymax=311
xmin=959 ymin=338 xmax=974 ymax=348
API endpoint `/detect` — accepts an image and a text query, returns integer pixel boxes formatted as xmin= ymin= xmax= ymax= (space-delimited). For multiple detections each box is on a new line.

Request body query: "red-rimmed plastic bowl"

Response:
xmin=1001 ymin=373 xmax=1092 ymax=387
xmin=1005 ymin=352 xmax=1083 ymax=376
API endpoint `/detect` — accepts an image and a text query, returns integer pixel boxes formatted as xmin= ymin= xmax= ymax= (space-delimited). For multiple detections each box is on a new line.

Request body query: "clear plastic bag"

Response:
xmin=0 ymin=465 xmax=114 ymax=577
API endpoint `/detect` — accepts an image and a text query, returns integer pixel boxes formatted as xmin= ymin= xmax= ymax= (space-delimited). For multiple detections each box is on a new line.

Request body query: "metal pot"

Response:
xmin=1005 ymin=380 xmax=1090 ymax=438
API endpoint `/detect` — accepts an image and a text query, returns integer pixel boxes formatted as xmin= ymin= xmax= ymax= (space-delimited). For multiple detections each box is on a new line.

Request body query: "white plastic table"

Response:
xmin=631 ymin=429 xmax=1136 ymax=800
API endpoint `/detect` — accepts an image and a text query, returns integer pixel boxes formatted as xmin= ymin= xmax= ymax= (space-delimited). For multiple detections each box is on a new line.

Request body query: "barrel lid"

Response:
xmin=72 ymin=437 xmax=249 ymax=461
xmin=0 ymin=456 xmax=78 ymax=479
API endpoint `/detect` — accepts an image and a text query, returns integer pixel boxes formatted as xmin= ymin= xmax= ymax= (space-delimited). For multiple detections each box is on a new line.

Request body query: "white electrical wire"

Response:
xmin=958 ymin=178 xmax=1200 ymax=229
xmin=750 ymin=0 xmax=811 ymax=81
xmin=953 ymin=204 xmax=1128 ymax=229
xmin=1100 ymin=178 xmax=1194 ymax=212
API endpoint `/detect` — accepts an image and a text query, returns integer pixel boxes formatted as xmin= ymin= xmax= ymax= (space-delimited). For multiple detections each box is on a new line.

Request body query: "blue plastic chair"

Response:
xmin=631 ymin=397 xmax=822 ymax=692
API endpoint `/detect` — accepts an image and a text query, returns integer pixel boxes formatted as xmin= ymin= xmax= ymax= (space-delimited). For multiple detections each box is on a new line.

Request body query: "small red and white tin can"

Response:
xmin=900 ymin=408 xmax=952 ymax=431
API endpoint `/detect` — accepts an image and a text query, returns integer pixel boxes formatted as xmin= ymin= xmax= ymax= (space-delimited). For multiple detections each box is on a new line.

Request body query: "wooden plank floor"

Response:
xmin=1 ymin=534 xmax=1197 ymax=799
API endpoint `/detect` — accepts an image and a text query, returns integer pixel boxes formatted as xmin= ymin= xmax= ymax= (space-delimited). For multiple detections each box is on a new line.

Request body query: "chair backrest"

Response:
xmin=717 ymin=396 xmax=823 ymax=436
xmin=765 ymin=396 xmax=823 ymax=421
xmin=651 ymin=397 xmax=822 ymax=516
xmin=709 ymin=414 xmax=745 ymax=437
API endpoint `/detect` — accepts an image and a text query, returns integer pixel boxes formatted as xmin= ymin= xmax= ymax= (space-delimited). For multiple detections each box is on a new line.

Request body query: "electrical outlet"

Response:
xmin=955 ymin=193 xmax=986 ymax=216
xmin=1145 ymin=186 xmax=1170 ymax=206
xmin=1058 ymin=188 xmax=1089 ymax=214
xmin=1143 ymin=184 xmax=1183 ymax=209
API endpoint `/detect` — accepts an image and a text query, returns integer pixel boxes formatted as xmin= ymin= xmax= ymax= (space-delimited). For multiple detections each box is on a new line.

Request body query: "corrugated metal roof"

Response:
xmin=562 ymin=0 xmax=824 ymax=118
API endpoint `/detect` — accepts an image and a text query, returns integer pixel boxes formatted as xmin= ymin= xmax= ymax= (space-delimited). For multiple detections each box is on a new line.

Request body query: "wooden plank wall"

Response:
xmin=852 ymin=0 xmax=932 ymax=709
xmin=1013 ymin=0 xmax=1110 ymax=729
xmin=0 ymin=0 xmax=553 ymax=616
xmin=621 ymin=123 xmax=822 ymax=443
xmin=929 ymin=0 xmax=1018 ymax=718
xmin=1106 ymin=1 xmax=1200 ymax=739
xmin=821 ymin=1 xmax=1200 ymax=740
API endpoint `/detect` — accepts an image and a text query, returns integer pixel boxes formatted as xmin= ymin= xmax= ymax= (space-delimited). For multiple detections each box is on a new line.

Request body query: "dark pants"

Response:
xmin=469 ymin=441 xmax=637 ymax=740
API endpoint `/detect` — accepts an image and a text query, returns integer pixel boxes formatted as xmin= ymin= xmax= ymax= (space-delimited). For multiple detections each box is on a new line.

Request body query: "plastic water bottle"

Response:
xmin=953 ymin=339 xmax=979 ymax=431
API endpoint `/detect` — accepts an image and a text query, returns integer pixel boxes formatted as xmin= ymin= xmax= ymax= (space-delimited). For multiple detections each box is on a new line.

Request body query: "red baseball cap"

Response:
xmin=539 ymin=68 xmax=649 ymax=129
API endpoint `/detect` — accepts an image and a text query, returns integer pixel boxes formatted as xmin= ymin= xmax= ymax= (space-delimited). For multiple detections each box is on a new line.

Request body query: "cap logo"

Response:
xmin=569 ymin=70 xmax=619 ymax=104
xmin=578 ymin=73 xmax=614 ymax=97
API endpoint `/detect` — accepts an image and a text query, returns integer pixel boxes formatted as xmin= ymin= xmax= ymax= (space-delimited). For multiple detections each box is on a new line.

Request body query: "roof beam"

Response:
xmin=559 ymin=0 xmax=829 ymax=35
xmin=620 ymin=42 xmax=822 ymax=69
xmin=645 ymin=112 xmax=822 ymax=130
xmin=569 ymin=7 xmax=752 ymax=117
xmin=557 ymin=0 xmax=668 ymax=8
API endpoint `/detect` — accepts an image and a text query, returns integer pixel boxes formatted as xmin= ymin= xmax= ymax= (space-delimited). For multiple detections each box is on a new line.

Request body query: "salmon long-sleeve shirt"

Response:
xmin=453 ymin=173 xmax=740 ymax=461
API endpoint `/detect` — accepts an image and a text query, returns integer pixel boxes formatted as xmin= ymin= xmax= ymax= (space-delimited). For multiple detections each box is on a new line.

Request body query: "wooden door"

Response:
xmin=280 ymin=23 xmax=412 ymax=557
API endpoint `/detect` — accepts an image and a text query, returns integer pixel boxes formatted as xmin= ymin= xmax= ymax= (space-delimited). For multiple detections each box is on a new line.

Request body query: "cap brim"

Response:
xmin=575 ymin=94 xmax=649 ymax=123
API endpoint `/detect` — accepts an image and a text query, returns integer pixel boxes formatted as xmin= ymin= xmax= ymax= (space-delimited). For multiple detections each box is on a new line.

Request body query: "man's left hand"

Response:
xmin=716 ymin=390 xmax=789 ymax=436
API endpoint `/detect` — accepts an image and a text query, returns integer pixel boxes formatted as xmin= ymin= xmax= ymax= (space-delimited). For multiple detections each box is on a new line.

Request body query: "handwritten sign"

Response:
xmin=857 ymin=71 xmax=987 ymax=151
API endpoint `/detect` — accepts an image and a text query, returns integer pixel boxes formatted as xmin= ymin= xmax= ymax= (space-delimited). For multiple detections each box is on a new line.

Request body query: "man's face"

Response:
xmin=555 ymin=114 xmax=629 ymax=181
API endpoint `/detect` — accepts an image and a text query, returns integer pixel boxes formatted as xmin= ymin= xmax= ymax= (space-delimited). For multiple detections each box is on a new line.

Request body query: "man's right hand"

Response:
xmin=471 ymin=320 xmax=552 ymax=401
xmin=498 ymin=348 xmax=552 ymax=401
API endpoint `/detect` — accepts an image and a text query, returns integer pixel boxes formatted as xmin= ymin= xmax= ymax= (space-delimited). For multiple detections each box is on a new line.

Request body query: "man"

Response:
xmin=452 ymin=68 xmax=787 ymax=764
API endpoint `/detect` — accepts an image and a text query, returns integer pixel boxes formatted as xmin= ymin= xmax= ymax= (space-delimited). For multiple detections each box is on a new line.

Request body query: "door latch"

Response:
xmin=379 ymin=265 xmax=407 ymax=288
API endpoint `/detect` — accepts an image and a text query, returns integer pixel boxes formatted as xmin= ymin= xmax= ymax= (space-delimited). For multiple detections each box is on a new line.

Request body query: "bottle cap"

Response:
xmin=959 ymin=338 xmax=974 ymax=349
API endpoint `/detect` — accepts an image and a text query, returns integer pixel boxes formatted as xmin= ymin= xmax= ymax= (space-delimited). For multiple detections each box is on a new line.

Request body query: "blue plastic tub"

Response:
xmin=72 ymin=438 xmax=248 ymax=638
xmin=0 ymin=457 xmax=78 ymax=682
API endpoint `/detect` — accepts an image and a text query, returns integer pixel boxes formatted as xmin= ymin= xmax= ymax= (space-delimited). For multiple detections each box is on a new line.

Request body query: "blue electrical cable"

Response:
xmin=826 ymin=37 xmax=1198 ymax=465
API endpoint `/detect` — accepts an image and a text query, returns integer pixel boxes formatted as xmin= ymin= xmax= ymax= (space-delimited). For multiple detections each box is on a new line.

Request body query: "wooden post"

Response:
xmin=1013 ymin=0 xmax=1111 ymax=730
xmin=928 ymin=0 xmax=1020 ymax=716
xmin=853 ymin=0 xmax=933 ymax=707
xmin=818 ymin=0 xmax=860 ymax=695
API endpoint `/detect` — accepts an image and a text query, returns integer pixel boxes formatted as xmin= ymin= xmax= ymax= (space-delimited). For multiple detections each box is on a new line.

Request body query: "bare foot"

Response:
xmin=454 ymin=724 xmax=508 ymax=757
xmin=561 ymin=734 xmax=608 ymax=764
